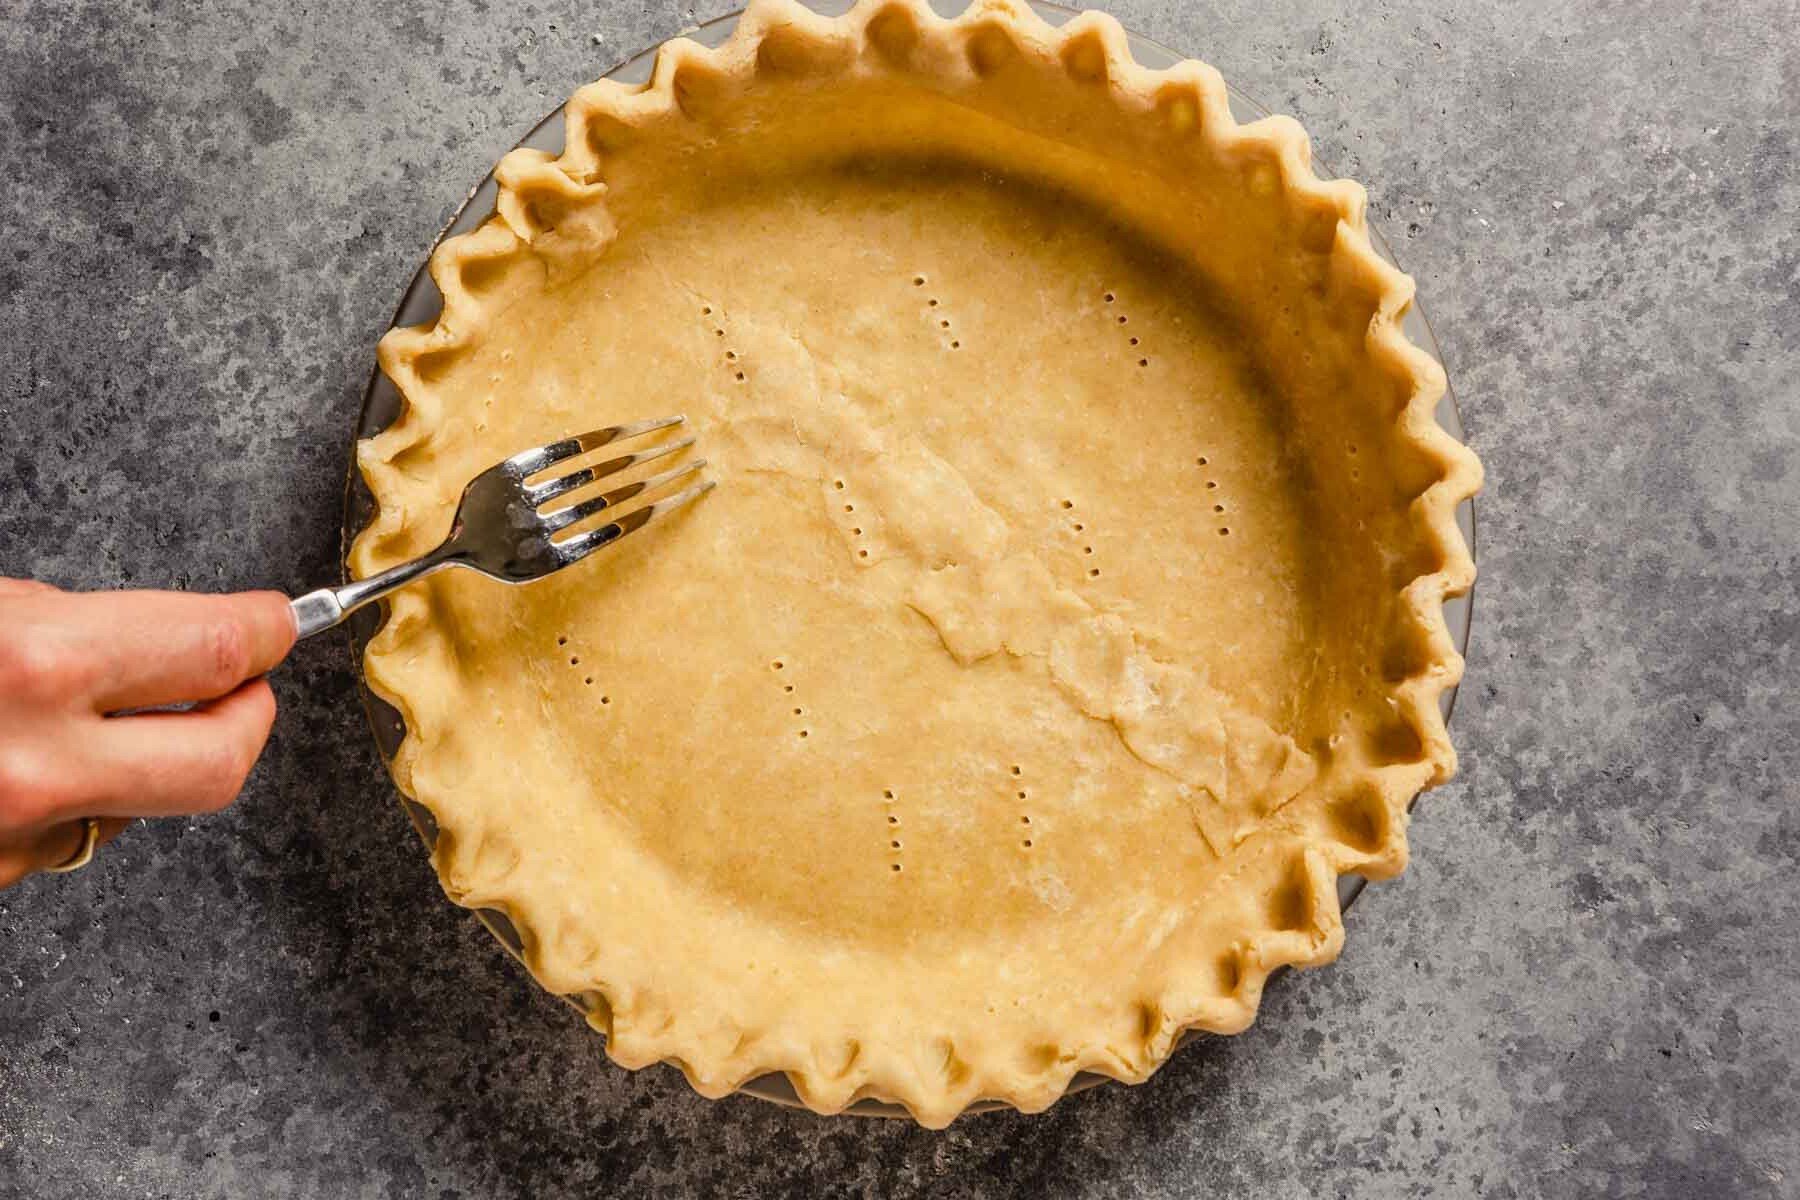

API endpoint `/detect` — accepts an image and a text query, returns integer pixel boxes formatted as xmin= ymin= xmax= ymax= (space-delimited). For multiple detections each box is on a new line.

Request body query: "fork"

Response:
xmin=290 ymin=415 xmax=712 ymax=638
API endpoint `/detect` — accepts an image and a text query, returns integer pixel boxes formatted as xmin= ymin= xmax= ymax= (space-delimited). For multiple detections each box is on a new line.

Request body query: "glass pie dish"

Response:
xmin=340 ymin=0 xmax=1477 ymax=1119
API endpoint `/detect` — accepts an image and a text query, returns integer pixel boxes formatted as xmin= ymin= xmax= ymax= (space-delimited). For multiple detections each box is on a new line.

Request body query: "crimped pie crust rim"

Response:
xmin=349 ymin=0 xmax=1484 ymax=1127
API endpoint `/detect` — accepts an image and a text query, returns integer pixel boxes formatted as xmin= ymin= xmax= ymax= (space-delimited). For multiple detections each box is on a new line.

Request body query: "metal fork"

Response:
xmin=290 ymin=415 xmax=711 ymax=638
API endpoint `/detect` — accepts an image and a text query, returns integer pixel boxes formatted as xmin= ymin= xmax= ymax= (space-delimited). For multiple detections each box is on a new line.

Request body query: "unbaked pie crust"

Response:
xmin=351 ymin=0 xmax=1482 ymax=1127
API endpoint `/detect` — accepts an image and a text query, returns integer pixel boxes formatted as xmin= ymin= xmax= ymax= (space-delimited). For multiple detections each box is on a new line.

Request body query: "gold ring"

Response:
xmin=45 ymin=817 xmax=102 ymax=874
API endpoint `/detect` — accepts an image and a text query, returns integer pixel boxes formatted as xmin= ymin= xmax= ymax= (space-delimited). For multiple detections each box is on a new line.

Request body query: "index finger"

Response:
xmin=62 ymin=589 xmax=297 ymax=711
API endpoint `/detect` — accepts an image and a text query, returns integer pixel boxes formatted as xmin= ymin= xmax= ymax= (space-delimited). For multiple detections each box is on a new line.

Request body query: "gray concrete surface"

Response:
xmin=2 ymin=0 xmax=1796 ymax=1195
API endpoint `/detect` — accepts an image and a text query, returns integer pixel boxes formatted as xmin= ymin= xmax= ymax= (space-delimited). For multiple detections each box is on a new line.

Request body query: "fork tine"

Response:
xmin=539 ymin=459 xmax=707 ymax=535
xmin=506 ymin=414 xmax=685 ymax=478
xmin=529 ymin=435 xmax=697 ymax=504
xmin=555 ymin=479 xmax=716 ymax=564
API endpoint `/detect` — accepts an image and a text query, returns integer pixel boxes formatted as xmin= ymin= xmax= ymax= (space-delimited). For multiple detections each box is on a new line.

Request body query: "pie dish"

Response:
xmin=349 ymin=0 xmax=1482 ymax=1127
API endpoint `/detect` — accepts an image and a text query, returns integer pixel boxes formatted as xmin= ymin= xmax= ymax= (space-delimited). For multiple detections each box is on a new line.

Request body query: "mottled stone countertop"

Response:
xmin=2 ymin=0 xmax=1796 ymax=1196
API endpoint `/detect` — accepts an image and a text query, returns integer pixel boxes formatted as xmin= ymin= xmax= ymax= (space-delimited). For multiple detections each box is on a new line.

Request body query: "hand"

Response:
xmin=0 ymin=579 xmax=296 ymax=888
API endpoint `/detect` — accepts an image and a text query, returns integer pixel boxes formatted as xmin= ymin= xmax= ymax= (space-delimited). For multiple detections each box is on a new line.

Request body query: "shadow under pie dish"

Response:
xmin=348 ymin=0 xmax=1482 ymax=1128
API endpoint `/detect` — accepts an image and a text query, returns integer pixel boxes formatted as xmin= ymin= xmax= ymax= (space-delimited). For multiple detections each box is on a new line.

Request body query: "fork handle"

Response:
xmin=290 ymin=552 xmax=453 ymax=639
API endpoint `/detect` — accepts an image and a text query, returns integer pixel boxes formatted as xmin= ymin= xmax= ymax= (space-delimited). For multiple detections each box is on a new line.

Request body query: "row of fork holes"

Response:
xmin=1060 ymin=498 xmax=1100 ymax=579
xmin=555 ymin=636 xmax=608 ymax=703
xmin=912 ymin=275 xmax=960 ymax=350
xmin=834 ymin=479 xmax=869 ymax=559
xmin=1197 ymin=454 xmax=1230 ymax=536
xmin=700 ymin=305 xmax=747 ymax=382
xmin=771 ymin=659 xmax=805 ymax=738
xmin=884 ymin=788 xmax=901 ymax=871
xmin=1014 ymin=764 xmax=1033 ymax=848
xmin=1102 ymin=291 xmax=1150 ymax=368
